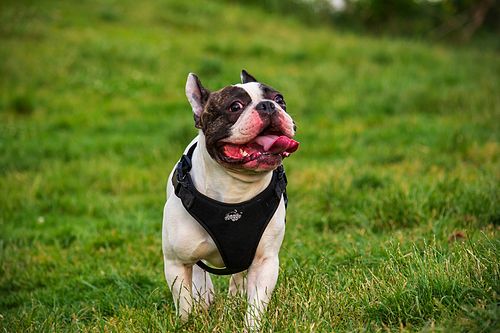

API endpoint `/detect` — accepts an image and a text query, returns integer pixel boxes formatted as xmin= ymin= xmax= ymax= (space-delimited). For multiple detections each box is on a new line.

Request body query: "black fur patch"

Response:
xmin=260 ymin=84 xmax=280 ymax=100
xmin=260 ymin=83 xmax=286 ymax=111
xmin=201 ymin=86 xmax=252 ymax=160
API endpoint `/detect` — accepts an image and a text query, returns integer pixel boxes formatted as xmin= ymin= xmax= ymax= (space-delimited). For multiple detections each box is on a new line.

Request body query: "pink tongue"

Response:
xmin=254 ymin=135 xmax=299 ymax=154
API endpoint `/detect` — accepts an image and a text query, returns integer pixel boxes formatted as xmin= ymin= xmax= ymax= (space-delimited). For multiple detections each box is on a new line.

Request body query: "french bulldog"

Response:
xmin=162 ymin=70 xmax=299 ymax=330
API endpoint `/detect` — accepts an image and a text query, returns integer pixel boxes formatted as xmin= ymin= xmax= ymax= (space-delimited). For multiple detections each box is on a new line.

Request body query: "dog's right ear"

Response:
xmin=240 ymin=69 xmax=258 ymax=84
xmin=186 ymin=73 xmax=210 ymax=129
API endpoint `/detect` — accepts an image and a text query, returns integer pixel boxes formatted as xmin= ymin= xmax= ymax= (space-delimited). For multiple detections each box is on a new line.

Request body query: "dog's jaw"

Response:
xmin=193 ymin=134 xmax=276 ymax=200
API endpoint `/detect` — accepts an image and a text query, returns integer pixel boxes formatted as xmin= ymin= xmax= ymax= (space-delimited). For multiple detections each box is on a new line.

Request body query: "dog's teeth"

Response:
xmin=240 ymin=148 xmax=249 ymax=157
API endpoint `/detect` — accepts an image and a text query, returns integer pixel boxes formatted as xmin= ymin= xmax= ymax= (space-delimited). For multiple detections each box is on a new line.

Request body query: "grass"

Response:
xmin=0 ymin=0 xmax=499 ymax=331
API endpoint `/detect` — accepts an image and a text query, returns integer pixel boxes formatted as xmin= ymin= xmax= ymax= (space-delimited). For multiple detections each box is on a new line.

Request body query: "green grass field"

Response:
xmin=1 ymin=0 xmax=499 ymax=331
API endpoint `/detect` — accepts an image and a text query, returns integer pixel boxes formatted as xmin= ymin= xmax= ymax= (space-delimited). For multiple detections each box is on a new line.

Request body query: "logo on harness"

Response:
xmin=225 ymin=209 xmax=243 ymax=222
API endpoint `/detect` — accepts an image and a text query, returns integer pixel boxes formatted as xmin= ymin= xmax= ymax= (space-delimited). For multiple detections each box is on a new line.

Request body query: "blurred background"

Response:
xmin=1 ymin=0 xmax=499 ymax=331
xmin=239 ymin=0 xmax=500 ymax=42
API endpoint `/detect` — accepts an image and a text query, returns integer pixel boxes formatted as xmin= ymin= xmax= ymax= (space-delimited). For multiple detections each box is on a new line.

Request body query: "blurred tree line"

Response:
xmin=230 ymin=0 xmax=499 ymax=41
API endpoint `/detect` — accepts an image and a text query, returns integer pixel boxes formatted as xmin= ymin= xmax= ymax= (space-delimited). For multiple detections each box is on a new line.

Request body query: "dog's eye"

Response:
xmin=274 ymin=95 xmax=285 ymax=106
xmin=229 ymin=101 xmax=244 ymax=112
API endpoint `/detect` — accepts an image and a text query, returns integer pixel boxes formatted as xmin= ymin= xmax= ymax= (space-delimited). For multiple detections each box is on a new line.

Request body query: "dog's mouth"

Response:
xmin=219 ymin=130 xmax=299 ymax=167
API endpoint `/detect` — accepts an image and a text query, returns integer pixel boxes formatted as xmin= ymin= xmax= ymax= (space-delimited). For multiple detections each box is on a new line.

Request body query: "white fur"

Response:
xmin=235 ymin=82 xmax=263 ymax=101
xmin=162 ymin=133 xmax=286 ymax=331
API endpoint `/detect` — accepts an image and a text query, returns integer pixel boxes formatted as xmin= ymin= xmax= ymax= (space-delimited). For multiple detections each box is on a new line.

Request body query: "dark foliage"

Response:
xmin=230 ymin=0 xmax=500 ymax=41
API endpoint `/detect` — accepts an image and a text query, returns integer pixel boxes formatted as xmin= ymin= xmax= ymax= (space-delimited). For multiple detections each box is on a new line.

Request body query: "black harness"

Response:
xmin=172 ymin=142 xmax=287 ymax=275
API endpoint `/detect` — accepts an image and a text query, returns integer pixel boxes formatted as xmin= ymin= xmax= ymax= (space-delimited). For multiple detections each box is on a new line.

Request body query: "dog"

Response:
xmin=162 ymin=70 xmax=299 ymax=330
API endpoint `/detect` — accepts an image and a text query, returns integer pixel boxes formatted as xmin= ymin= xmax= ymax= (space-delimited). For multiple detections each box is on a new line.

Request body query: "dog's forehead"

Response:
xmin=209 ymin=82 xmax=281 ymax=108
xmin=209 ymin=85 xmax=252 ymax=106
xmin=234 ymin=82 xmax=263 ymax=102
xmin=235 ymin=82 xmax=281 ymax=101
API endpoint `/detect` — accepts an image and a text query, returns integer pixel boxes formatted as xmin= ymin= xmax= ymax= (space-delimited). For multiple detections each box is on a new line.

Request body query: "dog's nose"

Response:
xmin=255 ymin=101 xmax=276 ymax=113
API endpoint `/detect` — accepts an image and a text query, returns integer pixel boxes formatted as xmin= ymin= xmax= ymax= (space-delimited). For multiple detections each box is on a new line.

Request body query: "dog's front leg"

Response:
xmin=164 ymin=259 xmax=193 ymax=321
xmin=244 ymin=255 xmax=279 ymax=331
xmin=192 ymin=264 xmax=214 ymax=309
xmin=229 ymin=272 xmax=246 ymax=297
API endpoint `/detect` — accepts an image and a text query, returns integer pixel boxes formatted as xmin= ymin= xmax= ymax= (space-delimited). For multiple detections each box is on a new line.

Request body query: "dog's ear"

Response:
xmin=240 ymin=69 xmax=258 ymax=84
xmin=186 ymin=73 xmax=210 ymax=129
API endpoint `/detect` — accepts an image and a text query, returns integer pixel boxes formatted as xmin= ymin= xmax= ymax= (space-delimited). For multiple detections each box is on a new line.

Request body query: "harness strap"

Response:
xmin=172 ymin=142 xmax=288 ymax=275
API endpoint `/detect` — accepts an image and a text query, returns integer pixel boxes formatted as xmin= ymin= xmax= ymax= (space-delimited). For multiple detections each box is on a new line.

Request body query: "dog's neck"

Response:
xmin=189 ymin=133 xmax=273 ymax=203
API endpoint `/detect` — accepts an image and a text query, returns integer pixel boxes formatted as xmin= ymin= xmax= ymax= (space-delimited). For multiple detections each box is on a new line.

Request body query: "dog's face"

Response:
xmin=186 ymin=70 xmax=299 ymax=172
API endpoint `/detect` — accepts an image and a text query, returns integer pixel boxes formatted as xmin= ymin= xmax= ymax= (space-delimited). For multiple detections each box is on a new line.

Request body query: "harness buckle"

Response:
xmin=273 ymin=166 xmax=287 ymax=199
xmin=179 ymin=155 xmax=192 ymax=177
xmin=173 ymin=171 xmax=183 ymax=196
xmin=174 ymin=160 xmax=189 ymax=196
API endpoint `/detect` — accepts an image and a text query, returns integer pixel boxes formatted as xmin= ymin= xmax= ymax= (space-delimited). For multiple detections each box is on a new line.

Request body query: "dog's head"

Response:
xmin=186 ymin=70 xmax=299 ymax=173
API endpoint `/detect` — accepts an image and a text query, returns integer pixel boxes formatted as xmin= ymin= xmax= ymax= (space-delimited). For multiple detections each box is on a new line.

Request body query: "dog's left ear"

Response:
xmin=241 ymin=69 xmax=258 ymax=84
xmin=186 ymin=73 xmax=210 ymax=129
